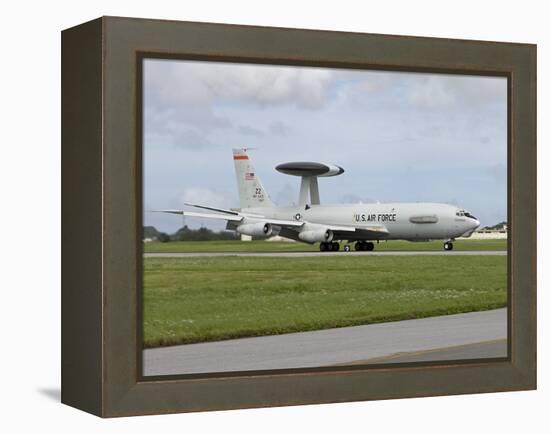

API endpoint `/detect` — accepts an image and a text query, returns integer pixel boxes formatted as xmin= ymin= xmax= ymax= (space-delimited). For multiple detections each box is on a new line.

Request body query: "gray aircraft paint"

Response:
xmin=242 ymin=202 xmax=476 ymax=241
xmin=157 ymin=148 xmax=480 ymax=247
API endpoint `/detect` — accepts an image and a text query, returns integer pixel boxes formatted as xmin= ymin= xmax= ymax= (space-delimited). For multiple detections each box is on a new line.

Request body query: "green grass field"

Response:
xmin=144 ymin=238 xmax=507 ymax=253
xmin=143 ymin=255 xmax=507 ymax=348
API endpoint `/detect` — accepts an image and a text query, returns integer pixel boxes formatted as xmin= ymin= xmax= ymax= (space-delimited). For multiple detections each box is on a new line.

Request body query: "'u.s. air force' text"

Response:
xmin=353 ymin=213 xmax=397 ymax=223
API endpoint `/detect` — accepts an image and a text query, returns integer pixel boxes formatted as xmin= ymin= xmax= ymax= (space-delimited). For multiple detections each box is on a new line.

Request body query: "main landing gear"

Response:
xmin=443 ymin=241 xmax=454 ymax=251
xmin=355 ymin=241 xmax=375 ymax=251
xmin=319 ymin=241 xmax=375 ymax=252
xmin=319 ymin=241 xmax=340 ymax=252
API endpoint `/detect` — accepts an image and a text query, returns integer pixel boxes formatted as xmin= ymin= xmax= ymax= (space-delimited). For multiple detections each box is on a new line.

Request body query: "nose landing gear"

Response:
xmin=443 ymin=241 xmax=454 ymax=251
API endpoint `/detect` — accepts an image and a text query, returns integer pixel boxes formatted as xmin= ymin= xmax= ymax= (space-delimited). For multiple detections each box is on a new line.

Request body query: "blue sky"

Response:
xmin=143 ymin=59 xmax=507 ymax=233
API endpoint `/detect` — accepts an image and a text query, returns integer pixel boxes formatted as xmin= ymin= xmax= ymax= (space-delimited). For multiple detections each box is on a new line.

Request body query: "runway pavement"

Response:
xmin=143 ymin=308 xmax=507 ymax=376
xmin=344 ymin=339 xmax=507 ymax=365
xmin=145 ymin=250 xmax=506 ymax=258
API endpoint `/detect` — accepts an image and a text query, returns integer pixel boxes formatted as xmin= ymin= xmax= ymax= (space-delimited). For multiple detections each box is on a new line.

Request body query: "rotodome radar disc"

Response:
xmin=275 ymin=162 xmax=345 ymax=177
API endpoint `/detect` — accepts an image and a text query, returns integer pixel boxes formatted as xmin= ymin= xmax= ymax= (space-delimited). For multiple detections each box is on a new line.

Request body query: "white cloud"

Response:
xmin=486 ymin=164 xmax=507 ymax=183
xmin=408 ymin=75 xmax=506 ymax=109
xmin=338 ymin=194 xmax=376 ymax=204
xmin=408 ymin=76 xmax=457 ymax=108
xmin=143 ymin=60 xmax=334 ymax=155
xmin=238 ymin=125 xmax=264 ymax=137
xmin=145 ymin=59 xmax=333 ymax=109
xmin=180 ymin=187 xmax=235 ymax=209
xmin=269 ymin=120 xmax=292 ymax=136
xmin=274 ymin=183 xmax=297 ymax=206
xmin=353 ymin=72 xmax=393 ymax=93
xmin=144 ymin=100 xmax=232 ymax=135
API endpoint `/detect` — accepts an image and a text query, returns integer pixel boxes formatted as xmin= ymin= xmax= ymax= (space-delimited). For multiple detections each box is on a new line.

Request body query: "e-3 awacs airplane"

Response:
xmin=156 ymin=148 xmax=480 ymax=252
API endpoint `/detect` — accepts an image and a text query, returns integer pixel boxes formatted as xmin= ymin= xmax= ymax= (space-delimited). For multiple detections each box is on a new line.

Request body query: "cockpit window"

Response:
xmin=456 ymin=209 xmax=476 ymax=219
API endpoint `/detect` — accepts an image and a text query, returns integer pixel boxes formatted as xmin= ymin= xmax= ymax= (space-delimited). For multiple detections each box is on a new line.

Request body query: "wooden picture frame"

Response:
xmin=61 ymin=16 xmax=536 ymax=417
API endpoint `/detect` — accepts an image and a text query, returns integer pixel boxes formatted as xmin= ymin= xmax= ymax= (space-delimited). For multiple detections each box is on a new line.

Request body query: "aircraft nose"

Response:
xmin=471 ymin=219 xmax=480 ymax=230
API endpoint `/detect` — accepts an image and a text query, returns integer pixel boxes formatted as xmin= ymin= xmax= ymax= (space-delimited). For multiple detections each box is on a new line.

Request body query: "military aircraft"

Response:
xmin=156 ymin=148 xmax=480 ymax=252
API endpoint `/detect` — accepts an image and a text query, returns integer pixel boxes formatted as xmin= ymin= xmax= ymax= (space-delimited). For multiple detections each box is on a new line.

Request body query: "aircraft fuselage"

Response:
xmin=242 ymin=202 xmax=479 ymax=242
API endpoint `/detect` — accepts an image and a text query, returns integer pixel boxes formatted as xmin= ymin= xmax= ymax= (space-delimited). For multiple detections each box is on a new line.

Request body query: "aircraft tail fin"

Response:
xmin=232 ymin=148 xmax=275 ymax=209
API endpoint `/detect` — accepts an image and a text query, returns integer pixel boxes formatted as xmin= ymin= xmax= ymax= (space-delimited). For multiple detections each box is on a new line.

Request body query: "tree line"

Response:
xmin=143 ymin=225 xmax=238 ymax=242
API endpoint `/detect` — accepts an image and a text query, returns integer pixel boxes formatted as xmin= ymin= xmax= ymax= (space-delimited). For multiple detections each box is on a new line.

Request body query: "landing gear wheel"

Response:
xmin=355 ymin=241 xmax=374 ymax=251
xmin=320 ymin=242 xmax=327 ymax=252
xmin=327 ymin=242 xmax=334 ymax=252
xmin=444 ymin=241 xmax=454 ymax=251
xmin=344 ymin=245 xmax=351 ymax=252
xmin=332 ymin=242 xmax=340 ymax=251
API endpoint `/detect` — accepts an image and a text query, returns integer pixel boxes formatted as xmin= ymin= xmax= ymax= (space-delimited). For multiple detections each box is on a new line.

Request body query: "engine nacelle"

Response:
xmin=298 ymin=228 xmax=333 ymax=243
xmin=236 ymin=222 xmax=274 ymax=237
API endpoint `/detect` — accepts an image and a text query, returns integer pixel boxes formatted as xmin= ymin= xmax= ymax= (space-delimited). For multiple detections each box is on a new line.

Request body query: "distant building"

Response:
xmin=460 ymin=222 xmax=508 ymax=240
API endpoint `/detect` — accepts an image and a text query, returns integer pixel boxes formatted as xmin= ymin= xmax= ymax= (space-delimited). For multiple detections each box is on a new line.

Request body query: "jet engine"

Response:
xmin=298 ymin=228 xmax=334 ymax=243
xmin=236 ymin=222 xmax=274 ymax=237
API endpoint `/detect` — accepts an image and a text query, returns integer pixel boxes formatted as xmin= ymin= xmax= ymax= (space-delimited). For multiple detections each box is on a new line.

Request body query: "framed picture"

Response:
xmin=62 ymin=16 xmax=536 ymax=417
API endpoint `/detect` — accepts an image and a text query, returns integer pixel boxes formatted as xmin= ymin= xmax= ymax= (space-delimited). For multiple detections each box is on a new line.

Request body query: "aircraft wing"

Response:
xmin=331 ymin=225 xmax=390 ymax=239
xmin=153 ymin=207 xmax=389 ymax=239
xmin=356 ymin=226 xmax=390 ymax=235
xmin=153 ymin=209 xmax=308 ymax=228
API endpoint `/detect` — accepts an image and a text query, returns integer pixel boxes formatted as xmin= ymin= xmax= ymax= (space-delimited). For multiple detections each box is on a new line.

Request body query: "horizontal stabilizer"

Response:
xmin=183 ymin=202 xmax=239 ymax=215
xmin=152 ymin=209 xmax=243 ymax=222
